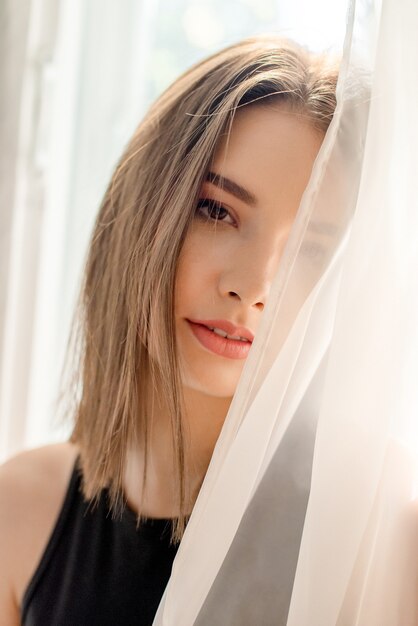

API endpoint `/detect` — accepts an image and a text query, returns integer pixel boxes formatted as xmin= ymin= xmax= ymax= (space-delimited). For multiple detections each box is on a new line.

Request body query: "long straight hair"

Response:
xmin=62 ymin=35 xmax=339 ymax=544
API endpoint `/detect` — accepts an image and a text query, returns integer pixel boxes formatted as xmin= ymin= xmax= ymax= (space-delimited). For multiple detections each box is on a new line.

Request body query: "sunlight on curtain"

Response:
xmin=0 ymin=0 xmax=155 ymax=460
xmin=275 ymin=0 xmax=348 ymax=52
xmin=0 ymin=0 xmax=63 ymax=461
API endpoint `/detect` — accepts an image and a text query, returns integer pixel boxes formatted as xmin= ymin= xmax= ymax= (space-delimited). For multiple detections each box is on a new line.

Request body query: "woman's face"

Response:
xmin=175 ymin=104 xmax=324 ymax=398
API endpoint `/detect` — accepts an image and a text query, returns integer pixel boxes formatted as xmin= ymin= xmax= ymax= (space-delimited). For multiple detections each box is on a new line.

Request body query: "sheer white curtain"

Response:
xmin=0 ymin=0 xmax=156 ymax=461
xmin=153 ymin=0 xmax=418 ymax=623
xmin=0 ymin=0 xmax=63 ymax=461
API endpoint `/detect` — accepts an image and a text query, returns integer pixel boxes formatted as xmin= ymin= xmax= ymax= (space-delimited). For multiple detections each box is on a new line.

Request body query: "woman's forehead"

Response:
xmin=208 ymin=105 xmax=324 ymax=203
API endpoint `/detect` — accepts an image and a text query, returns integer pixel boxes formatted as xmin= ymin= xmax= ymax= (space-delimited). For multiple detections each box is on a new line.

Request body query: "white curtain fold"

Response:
xmin=153 ymin=0 xmax=418 ymax=623
xmin=0 ymin=0 xmax=155 ymax=461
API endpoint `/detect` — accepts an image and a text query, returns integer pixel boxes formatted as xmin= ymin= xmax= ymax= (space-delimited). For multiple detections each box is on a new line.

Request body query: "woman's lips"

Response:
xmin=186 ymin=320 xmax=252 ymax=360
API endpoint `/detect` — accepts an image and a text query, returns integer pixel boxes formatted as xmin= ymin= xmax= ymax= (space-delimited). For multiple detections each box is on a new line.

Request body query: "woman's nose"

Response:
xmin=218 ymin=235 xmax=285 ymax=310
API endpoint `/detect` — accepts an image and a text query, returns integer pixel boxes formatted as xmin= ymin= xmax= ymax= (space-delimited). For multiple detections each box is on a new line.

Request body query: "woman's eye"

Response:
xmin=195 ymin=199 xmax=235 ymax=225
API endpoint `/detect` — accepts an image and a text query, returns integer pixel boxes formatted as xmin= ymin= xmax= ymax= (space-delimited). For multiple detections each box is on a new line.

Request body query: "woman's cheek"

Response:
xmin=176 ymin=226 xmax=239 ymax=305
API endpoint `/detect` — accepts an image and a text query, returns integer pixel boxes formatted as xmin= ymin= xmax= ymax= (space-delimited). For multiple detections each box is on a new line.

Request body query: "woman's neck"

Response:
xmin=123 ymin=387 xmax=232 ymax=518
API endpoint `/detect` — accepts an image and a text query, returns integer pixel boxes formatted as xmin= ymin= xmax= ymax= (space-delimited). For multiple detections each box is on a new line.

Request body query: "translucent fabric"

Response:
xmin=153 ymin=0 xmax=418 ymax=623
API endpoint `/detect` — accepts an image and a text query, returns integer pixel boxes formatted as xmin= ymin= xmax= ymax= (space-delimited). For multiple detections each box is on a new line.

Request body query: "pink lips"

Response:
xmin=186 ymin=319 xmax=254 ymax=360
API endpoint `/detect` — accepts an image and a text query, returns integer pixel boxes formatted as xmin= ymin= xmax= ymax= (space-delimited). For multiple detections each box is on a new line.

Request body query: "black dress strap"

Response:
xmin=21 ymin=455 xmax=179 ymax=625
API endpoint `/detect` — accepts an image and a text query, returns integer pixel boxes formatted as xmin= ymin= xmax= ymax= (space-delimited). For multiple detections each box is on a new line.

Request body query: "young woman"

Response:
xmin=0 ymin=35 xmax=338 ymax=625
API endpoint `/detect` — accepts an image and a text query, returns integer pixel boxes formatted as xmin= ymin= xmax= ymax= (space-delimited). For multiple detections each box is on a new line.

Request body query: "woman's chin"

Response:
xmin=181 ymin=371 xmax=240 ymax=399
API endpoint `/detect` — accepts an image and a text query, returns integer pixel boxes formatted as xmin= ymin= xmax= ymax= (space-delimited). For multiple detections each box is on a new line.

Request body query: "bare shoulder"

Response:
xmin=0 ymin=441 xmax=79 ymax=622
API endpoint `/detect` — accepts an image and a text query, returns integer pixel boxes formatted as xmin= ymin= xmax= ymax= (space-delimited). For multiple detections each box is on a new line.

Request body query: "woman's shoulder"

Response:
xmin=0 ymin=441 xmax=79 ymax=615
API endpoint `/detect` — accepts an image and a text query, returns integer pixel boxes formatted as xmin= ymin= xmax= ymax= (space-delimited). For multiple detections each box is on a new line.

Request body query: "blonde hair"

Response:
xmin=63 ymin=35 xmax=339 ymax=544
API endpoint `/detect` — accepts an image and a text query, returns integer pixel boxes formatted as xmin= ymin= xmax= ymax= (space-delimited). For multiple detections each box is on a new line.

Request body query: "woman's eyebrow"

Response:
xmin=206 ymin=171 xmax=258 ymax=206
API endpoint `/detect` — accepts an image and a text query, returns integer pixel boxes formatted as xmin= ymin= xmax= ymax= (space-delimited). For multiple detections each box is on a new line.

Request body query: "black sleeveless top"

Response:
xmin=21 ymin=456 xmax=179 ymax=625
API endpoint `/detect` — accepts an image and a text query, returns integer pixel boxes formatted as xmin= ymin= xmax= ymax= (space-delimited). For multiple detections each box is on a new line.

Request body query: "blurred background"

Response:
xmin=0 ymin=0 xmax=348 ymax=460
